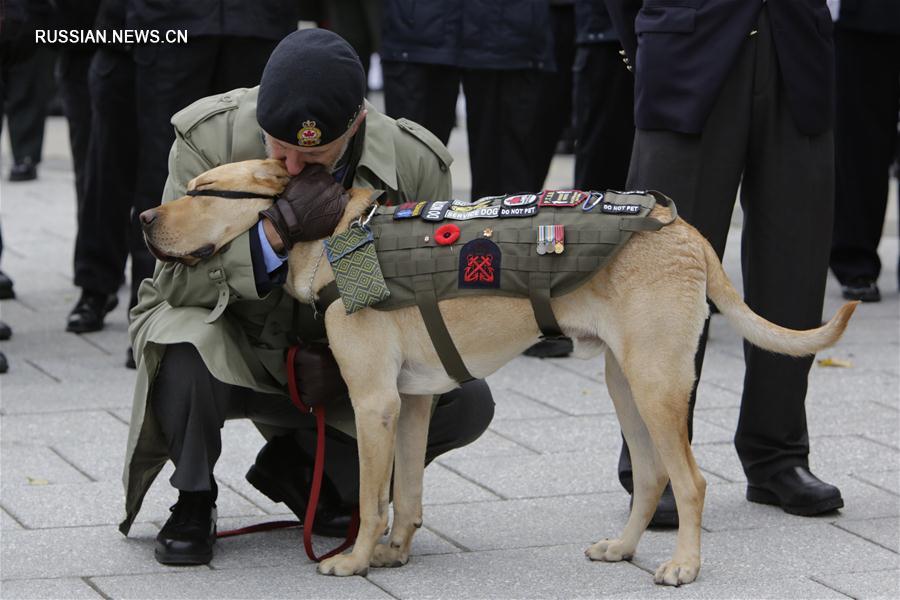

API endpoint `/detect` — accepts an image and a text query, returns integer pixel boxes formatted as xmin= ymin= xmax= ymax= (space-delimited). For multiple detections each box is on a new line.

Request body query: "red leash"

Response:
xmin=217 ymin=346 xmax=360 ymax=562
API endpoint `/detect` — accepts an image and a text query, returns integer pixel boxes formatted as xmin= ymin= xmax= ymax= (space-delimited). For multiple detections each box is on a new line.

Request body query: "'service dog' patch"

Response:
xmin=324 ymin=224 xmax=391 ymax=314
xmin=446 ymin=199 xmax=501 ymax=221
xmin=458 ymin=238 xmax=501 ymax=289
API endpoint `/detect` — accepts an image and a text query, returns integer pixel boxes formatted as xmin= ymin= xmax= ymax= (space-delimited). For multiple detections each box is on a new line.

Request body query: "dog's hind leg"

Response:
xmin=318 ymin=389 xmax=401 ymax=577
xmin=586 ymin=350 xmax=668 ymax=563
xmin=371 ymin=393 xmax=432 ymax=568
xmin=620 ymin=350 xmax=706 ymax=586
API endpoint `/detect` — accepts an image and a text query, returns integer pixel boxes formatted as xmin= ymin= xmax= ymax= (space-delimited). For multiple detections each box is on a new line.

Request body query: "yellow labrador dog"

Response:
xmin=142 ymin=159 xmax=857 ymax=586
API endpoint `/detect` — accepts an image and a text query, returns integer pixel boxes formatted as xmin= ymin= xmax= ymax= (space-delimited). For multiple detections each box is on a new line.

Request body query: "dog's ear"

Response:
xmin=253 ymin=159 xmax=290 ymax=189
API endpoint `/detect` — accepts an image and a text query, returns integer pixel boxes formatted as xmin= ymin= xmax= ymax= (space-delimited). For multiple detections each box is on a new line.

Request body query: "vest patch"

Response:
xmin=499 ymin=204 xmax=539 ymax=218
xmin=422 ymin=200 xmax=451 ymax=221
xmin=393 ymin=201 xmax=427 ymax=219
xmin=539 ymin=190 xmax=589 ymax=207
xmin=446 ymin=199 xmax=500 ymax=221
xmin=600 ymin=202 xmax=642 ymax=214
xmin=458 ymin=238 xmax=501 ymax=289
xmin=502 ymin=193 xmax=538 ymax=207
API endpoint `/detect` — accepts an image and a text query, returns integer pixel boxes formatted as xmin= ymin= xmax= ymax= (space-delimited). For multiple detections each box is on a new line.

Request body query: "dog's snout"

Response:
xmin=139 ymin=209 xmax=157 ymax=227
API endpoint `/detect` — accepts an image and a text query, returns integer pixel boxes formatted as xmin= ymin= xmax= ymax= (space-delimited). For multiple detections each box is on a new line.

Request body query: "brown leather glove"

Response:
xmin=290 ymin=342 xmax=349 ymax=409
xmin=259 ymin=165 xmax=349 ymax=250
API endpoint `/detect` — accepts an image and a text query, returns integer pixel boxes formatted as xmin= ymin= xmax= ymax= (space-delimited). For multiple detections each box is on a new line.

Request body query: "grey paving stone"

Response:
xmin=863 ymin=430 xmax=900 ymax=450
xmin=488 ymin=358 xmax=618 ymax=416
xmin=489 ymin=415 xmax=625 ymax=456
xmin=694 ymin=400 xmax=897 ymax=439
xmin=435 ymin=429 xmax=536 ymax=461
xmin=1 ymin=480 xmax=263 ymax=529
xmin=0 ymin=524 xmax=184 ymax=579
xmin=693 ymin=435 xmax=899 ymax=484
xmin=0 ymin=410 xmax=129 ymax=446
xmin=1 ymin=382 xmax=134 ymax=414
xmin=0 ymin=443 xmax=91 ymax=486
xmin=854 ymin=470 xmax=900 ymax=496
xmin=701 ymin=478 xmax=899 ymax=532
xmin=807 ymin=371 xmax=899 ymax=408
xmin=424 ymin=493 xmax=630 ymax=552
xmin=2 ymin=506 xmax=23 ymax=529
xmin=51 ymin=436 xmax=129 ymax=482
xmin=0 ymin=577 xmax=104 ymax=599
xmin=630 ymin=524 xmax=899 ymax=583
xmin=90 ymin=565 xmax=392 ymax=600
xmin=815 ymin=569 xmax=900 ymax=600
xmin=604 ymin=576 xmax=848 ymax=599
xmin=16 ymin=354 xmax=138 ymax=385
xmin=490 ymin=387 xmax=568 ymax=420
xmin=423 ymin=462 xmax=501 ymax=506
xmin=835 ymin=516 xmax=899 ymax=552
xmin=368 ymin=542 xmax=648 ymax=600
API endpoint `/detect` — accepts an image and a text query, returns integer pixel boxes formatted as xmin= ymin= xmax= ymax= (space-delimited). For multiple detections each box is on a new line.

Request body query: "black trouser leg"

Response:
xmin=382 ymin=61 xmax=460 ymax=146
xmin=57 ymin=49 xmax=94 ymax=208
xmin=736 ymin=14 xmax=833 ymax=481
xmin=463 ymin=69 xmax=541 ymax=199
xmin=151 ymin=344 xmax=307 ymax=492
xmin=74 ymin=50 xmax=138 ymax=298
xmin=829 ymin=28 xmax=900 ymax=285
xmin=573 ymin=44 xmax=634 ymax=191
xmin=3 ymin=41 xmax=55 ymax=165
xmin=532 ymin=3 xmax=575 ymax=190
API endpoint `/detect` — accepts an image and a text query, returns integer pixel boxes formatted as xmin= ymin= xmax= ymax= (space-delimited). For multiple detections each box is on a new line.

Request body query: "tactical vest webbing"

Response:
xmin=319 ymin=190 xmax=678 ymax=384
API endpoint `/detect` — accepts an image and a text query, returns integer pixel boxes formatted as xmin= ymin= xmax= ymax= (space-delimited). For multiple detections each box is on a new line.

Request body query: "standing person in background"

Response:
xmin=65 ymin=0 xmax=142 ymax=367
xmin=325 ymin=0 xmax=382 ymax=83
xmin=0 ymin=0 xmax=55 ymax=182
xmin=606 ymin=0 xmax=844 ymax=527
xmin=828 ymin=0 xmax=900 ymax=303
xmin=573 ymin=0 xmax=634 ymax=192
xmin=381 ymin=0 xmax=554 ymax=199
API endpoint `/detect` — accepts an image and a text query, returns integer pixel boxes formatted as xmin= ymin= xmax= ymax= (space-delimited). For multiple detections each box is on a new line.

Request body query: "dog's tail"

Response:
xmin=702 ymin=239 xmax=858 ymax=357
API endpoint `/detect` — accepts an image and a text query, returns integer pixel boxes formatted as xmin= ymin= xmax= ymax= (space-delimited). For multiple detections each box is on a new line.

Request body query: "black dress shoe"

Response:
xmin=0 ymin=270 xmax=14 ymax=300
xmin=841 ymin=278 xmax=880 ymax=302
xmin=523 ymin=337 xmax=574 ymax=358
xmin=66 ymin=291 xmax=119 ymax=333
xmin=125 ymin=347 xmax=136 ymax=369
xmin=155 ymin=490 xmax=217 ymax=565
xmin=246 ymin=435 xmax=353 ymax=538
xmin=0 ymin=320 xmax=11 ymax=341
xmin=0 ymin=351 xmax=7 ymax=374
xmin=9 ymin=159 xmax=37 ymax=182
xmin=747 ymin=466 xmax=843 ymax=516
xmin=629 ymin=483 xmax=679 ymax=529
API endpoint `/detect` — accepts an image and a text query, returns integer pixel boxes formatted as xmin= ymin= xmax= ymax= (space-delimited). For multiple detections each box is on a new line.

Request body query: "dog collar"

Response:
xmin=186 ymin=189 xmax=279 ymax=200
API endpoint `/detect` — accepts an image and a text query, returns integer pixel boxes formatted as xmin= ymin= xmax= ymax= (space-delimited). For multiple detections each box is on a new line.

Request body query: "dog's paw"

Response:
xmin=317 ymin=553 xmax=370 ymax=577
xmin=653 ymin=559 xmax=699 ymax=586
xmin=585 ymin=539 xmax=633 ymax=562
xmin=370 ymin=542 xmax=410 ymax=568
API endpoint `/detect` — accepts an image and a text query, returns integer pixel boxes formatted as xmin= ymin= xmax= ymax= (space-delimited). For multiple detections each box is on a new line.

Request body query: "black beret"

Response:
xmin=257 ymin=29 xmax=366 ymax=147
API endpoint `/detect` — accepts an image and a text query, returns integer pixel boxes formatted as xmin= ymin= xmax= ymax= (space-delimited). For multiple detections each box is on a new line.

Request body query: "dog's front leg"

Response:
xmin=371 ymin=394 xmax=432 ymax=568
xmin=318 ymin=393 xmax=401 ymax=577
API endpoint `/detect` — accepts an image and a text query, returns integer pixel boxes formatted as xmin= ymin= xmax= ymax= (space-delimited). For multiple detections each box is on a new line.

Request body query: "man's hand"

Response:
xmin=259 ymin=165 xmax=348 ymax=250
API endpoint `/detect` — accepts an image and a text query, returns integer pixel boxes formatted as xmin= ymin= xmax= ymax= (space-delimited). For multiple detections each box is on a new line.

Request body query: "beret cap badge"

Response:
xmin=297 ymin=120 xmax=323 ymax=146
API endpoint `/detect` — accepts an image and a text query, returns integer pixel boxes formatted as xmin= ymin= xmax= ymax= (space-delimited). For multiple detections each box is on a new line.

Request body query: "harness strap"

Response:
xmin=315 ymin=281 xmax=342 ymax=316
xmin=412 ymin=274 xmax=475 ymax=383
xmin=186 ymin=189 xmax=278 ymax=200
xmin=528 ymin=271 xmax=565 ymax=339
xmin=620 ymin=191 xmax=678 ymax=232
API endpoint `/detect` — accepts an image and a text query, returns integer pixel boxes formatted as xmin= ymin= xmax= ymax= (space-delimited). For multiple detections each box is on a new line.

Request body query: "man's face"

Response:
xmin=265 ymin=111 xmax=365 ymax=176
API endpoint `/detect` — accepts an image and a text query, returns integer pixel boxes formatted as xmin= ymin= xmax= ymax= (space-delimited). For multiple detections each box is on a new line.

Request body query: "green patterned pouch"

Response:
xmin=324 ymin=223 xmax=391 ymax=314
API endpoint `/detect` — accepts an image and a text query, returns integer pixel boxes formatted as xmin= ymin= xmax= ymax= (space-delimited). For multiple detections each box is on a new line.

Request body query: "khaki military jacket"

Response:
xmin=120 ymin=87 xmax=452 ymax=535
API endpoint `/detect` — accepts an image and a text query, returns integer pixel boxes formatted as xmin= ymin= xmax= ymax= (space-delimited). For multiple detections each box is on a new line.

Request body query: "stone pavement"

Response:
xmin=1 ymin=113 xmax=898 ymax=600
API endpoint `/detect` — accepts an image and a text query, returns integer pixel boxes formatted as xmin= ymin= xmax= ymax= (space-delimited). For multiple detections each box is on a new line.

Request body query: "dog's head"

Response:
xmin=140 ymin=159 xmax=290 ymax=266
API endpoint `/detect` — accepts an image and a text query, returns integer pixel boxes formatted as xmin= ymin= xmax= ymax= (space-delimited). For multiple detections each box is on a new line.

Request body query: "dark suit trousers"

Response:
xmin=0 ymin=31 xmax=55 ymax=165
xmin=619 ymin=9 xmax=834 ymax=485
xmin=829 ymin=27 xmax=900 ymax=285
xmin=57 ymin=49 xmax=94 ymax=210
xmin=74 ymin=49 xmax=150 ymax=306
xmin=152 ymin=343 xmax=495 ymax=505
xmin=573 ymin=43 xmax=634 ymax=191
xmin=382 ymin=62 xmax=541 ymax=199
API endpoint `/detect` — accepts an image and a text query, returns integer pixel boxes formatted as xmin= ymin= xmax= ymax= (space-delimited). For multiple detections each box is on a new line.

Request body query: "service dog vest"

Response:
xmin=319 ymin=189 xmax=678 ymax=383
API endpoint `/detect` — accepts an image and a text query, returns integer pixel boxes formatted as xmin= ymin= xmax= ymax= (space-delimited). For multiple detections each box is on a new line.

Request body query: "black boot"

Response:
xmin=66 ymin=290 xmax=119 ymax=333
xmin=0 ymin=271 xmax=14 ymax=300
xmin=246 ymin=434 xmax=354 ymax=538
xmin=155 ymin=488 xmax=217 ymax=565
xmin=747 ymin=466 xmax=843 ymax=516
